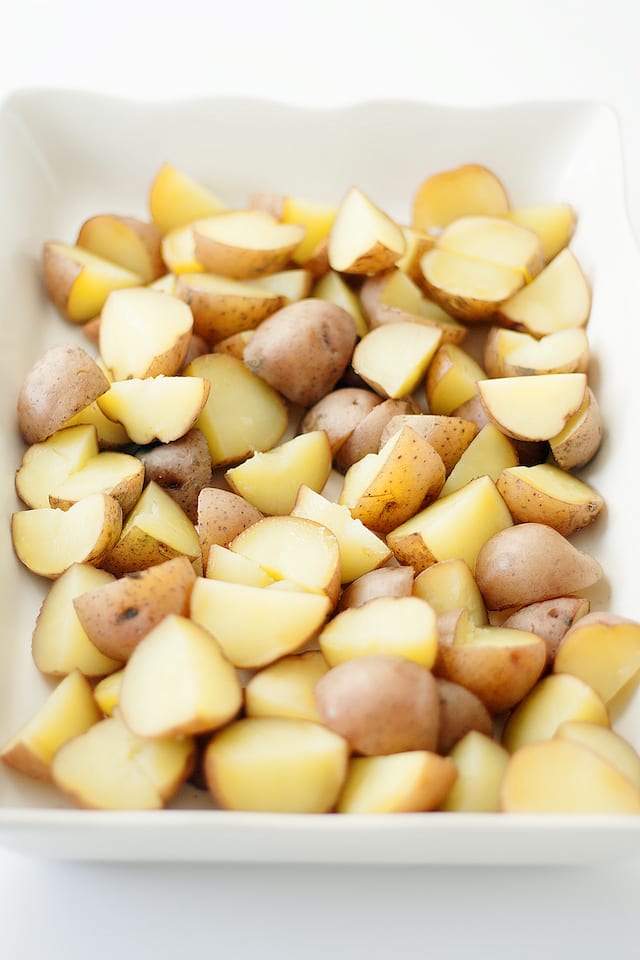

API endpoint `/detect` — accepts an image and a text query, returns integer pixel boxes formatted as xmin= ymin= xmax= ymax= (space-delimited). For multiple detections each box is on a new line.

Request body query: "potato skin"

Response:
xmin=436 ymin=678 xmax=493 ymax=754
xmin=314 ymin=654 xmax=439 ymax=756
xmin=503 ymin=596 xmax=590 ymax=668
xmin=300 ymin=387 xmax=383 ymax=454
xmin=243 ymin=299 xmax=357 ymax=406
xmin=137 ymin=428 xmax=212 ymax=523
xmin=197 ymin=487 xmax=264 ymax=569
xmin=17 ymin=345 xmax=110 ymax=444
xmin=334 ymin=397 xmax=420 ymax=472
xmin=337 ymin=565 xmax=414 ymax=612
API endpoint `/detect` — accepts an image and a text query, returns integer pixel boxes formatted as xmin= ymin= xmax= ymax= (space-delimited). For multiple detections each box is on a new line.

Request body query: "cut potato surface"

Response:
xmin=175 ymin=272 xmax=285 ymax=343
xmin=500 ymin=328 xmax=589 ymax=377
xmin=496 ymin=463 xmax=604 ymax=536
xmin=440 ymin=731 xmax=509 ymax=813
xmin=438 ymin=423 xmax=518 ymax=498
xmin=245 ymin=650 xmax=329 ymax=723
xmin=52 ymin=714 xmax=195 ymax=810
xmin=225 ymin=430 xmax=333 ymax=516
xmin=48 ymin=451 xmax=145 ymax=514
xmin=185 ymin=353 xmax=288 ymax=466
xmin=97 ymin=376 xmax=210 ymax=445
xmin=12 ymin=494 xmax=122 ymax=579
xmin=351 ymin=321 xmax=442 ymax=398
xmin=190 ymin=577 xmax=331 ymax=668
xmin=32 ymin=562 xmax=120 ymax=677
xmin=319 ymin=595 xmax=438 ymax=669
xmin=119 ymin=614 xmax=242 ymax=738
xmin=553 ymin=613 xmax=640 ymax=704
xmin=148 ymin=163 xmax=226 ymax=233
xmin=99 ymin=286 xmax=194 ymax=380
xmin=204 ymin=716 xmax=348 ymax=813
xmin=337 ymin=751 xmax=457 ymax=813
xmin=77 ymin=214 xmax=165 ymax=284
xmin=436 ymin=216 xmax=544 ymax=280
xmin=478 ymin=373 xmax=587 ymax=441
xmin=500 ymin=739 xmax=640 ymax=814
xmin=504 ymin=203 xmax=576 ymax=263
xmin=498 ymin=248 xmax=591 ymax=336
xmin=16 ymin=424 xmax=100 ymax=509
xmin=328 ymin=186 xmax=405 ymax=274
xmin=412 ymin=164 xmax=510 ymax=233
xmin=420 ymin=249 xmax=524 ymax=322
xmin=43 ymin=242 xmax=143 ymax=323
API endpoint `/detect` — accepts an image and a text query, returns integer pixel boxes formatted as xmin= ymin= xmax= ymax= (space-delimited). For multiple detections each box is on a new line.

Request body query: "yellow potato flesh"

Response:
xmin=413 ymin=558 xmax=487 ymax=625
xmin=553 ymin=617 xmax=640 ymax=704
xmin=206 ymin=545 xmax=275 ymax=587
xmin=500 ymin=739 xmax=640 ymax=814
xmin=47 ymin=243 xmax=142 ymax=323
xmin=16 ymin=424 xmax=99 ymax=509
xmin=555 ymin=722 xmax=640 ymax=793
xmin=505 ymin=203 xmax=576 ymax=262
xmin=161 ymin=224 xmax=204 ymax=274
xmin=386 ymin=474 xmax=513 ymax=573
xmin=149 ymin=163 xmax=226 ymax=233
xmin=245 ymin=650 xmax=329 ymax=723
xmin=204 ymin=717 xmax=348 ymax=813
xmin=352 ymin=321 xmax=442 ymax=398
xmin=190 ymin=577 xmax=331 ymax=669
xmin=312 ymin=270 xmax=368 ymax=338
xmin=502 ymin=328 xmax=589 ymax=376
xmin=291 ymin=485 xmax=391 ymax=584
xmin=319 ymin=595 xmax=438 ymax=668
xmin=1 ymin=670 xmax=102 ymax=781
xmin=185 ymin=353 xmax=288 ymax=467
xmin=496 ymin=463 xmax=604 ymax=536
xmin=420 ymin=249 xmax=524 ymax=320
xmin=93 ymin=669 xmax=124 ymax=716
xmin=337 ymin=751 xmax=458 ymax=814
xmin=12 ymin=494 xmax=122 ymax=579
xmin=478 ymin=373 xmax=587 ymax=441
xmin=97 ymin=377 xmax=209 ymax=445
xmin=282 ymin=196 xmax=337 ymax=264
xmin=426 ymin=343 xmax=487 ymax=416
xmin=499 ymin=248 xmax=591 ymax=336
xmin=226 ymin=431 xmax=332 ymax=516
xmin=412 ymin=163 xmax=510 ymax=233
xmin=502 ymin=673 xmax=609 ymax=754
xmin=438 ymin=423 xmax=518 ymax=498
xmin=437 ymin=216 xmax=544 ymax=281
xmin=49 ymin=451 xmax=145 ymax=514
xmin=440 ymin=731 xmax=509 ymax=812
xmin=328 ymin=186 xmax=405 ymax=274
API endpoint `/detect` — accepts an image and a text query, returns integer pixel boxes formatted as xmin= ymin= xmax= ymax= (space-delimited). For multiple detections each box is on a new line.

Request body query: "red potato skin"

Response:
xmin=243 ymin=299 xmax=357 ymax=407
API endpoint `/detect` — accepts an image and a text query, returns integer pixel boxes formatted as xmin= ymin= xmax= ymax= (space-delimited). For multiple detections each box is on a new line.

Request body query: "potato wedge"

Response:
xmin=193 ymin=211 xmax=305 ymax=279
xmin=148 ymin=163 xmax=226 ymax=233
xmin=245 ymin=650 xmax=329 ymax=723
xmin=337 ymin=565 xmax=414 ymax=611
xmin=174 ymin=272 xmax=286 ymax=343
xmin=338 ymin=751 xmax=457 ymax=813
xmin=300 ymin=388 xmax=383 ymax=455
xmin=42 ymin=242 xmax=143 ymax=323
xmin=197 ymin=487 xmax=263 ymax=569
xmin=425 ymin=343 xmax=487 ymax=417
xmin=48 ymin=450 xmax=145 ymax=515
xmin=334 ymin=397 xmax=420 ymax=472
xmin=549 ymin=387 xmax=602 ymax=470
xmin=328 ymin=186 xmax=405 ymax=274
xmin=97 ymin=376 xmax=210 ymax=445
xmin=440 ymin=731 xmax=509 ymax=813
xmin=351 ymin=321 xmax=442 ymax=399
xmin=15 ymin=424 xmax=100 ymax=509
xmin=504 ymin=203 xmax=576 ymax=263
xmin=553 ymin=612 xmax=640 ymax=704
xmin=379 ymin=414 xmax=477 ymax=475
xmin=498 ymin=248 xmax=591 ymax=336
xmin=478 ymin=373 xmax=587 ymax=441
xmin=438 ymin=423 xmax=518 ymax=498
xmin=496 ymin=463 xmax=603 ymax=536
xmin=412 ymin=164 xmax=510 ymax=233
xmin=77 ymin=214 xmax=165 ymax=284
xmin=311 ymin=270 xmax=368 ymax=338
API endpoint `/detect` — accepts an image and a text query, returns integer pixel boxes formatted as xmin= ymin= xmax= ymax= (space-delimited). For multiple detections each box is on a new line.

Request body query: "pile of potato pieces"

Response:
xmin=5 ymin=159 xmax=640 ymax=817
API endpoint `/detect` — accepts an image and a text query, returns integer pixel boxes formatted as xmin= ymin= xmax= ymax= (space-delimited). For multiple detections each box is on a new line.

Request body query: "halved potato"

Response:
xmin=160 ymin=223 xmax=204 ymax=274
xmin=412 ymin=164 xmax=510 ymax=233
xmin=312 ymin=270 xmax=368 ymax=338
xmin=478 ymin=373 xmax=587 ymax=441
xmin=73 ymin=555 xmax=196 ymax=662
xmin=103 ymin=480 xmax=200 ymax=576
xmin=338 ymin=751 xmax=457 ymax=813
xmin=77 ymin=214 xmax=165 ymax=284
xmin=193 ymin=211 xmax=305 ymax=279
xmin=328 ymin=186 xmax=405 ymax=274
xmin=318 ymin=595 xmax=438 ymax=668
xmin=31 ymin=562 xmax=120 ymax=677
xmin=496 ymin=463 xmax=604 ymax=536
xmin=174 ymin=272 xmax=286 ymax=343
xmin=412 ymin=557 xmax=487 ymax=625
xmin=440 ymin=731 xmax=509 ymax=813
xmin=379 ymin=414 xmax=477 ymax=475
xmin=554 ymin=721 xmax=640 ymax=792
xmin=420 ymin=249 xmax=525 ymax=322
xmin=282 ymin=196 xmax=337 ymax=265
xmin=553 ymin=613 xmax=640 ymax=704
xmin=500 ymin=738 xmax=640 ymax=814
xmin=99 ymin=286 xmax=194 ymax=380
xmin=184 ymin=352 xmax=288 ymax=467
xmin=1 ymin=670 xmax=102 ymax=782
xmin=501 ymin=673 xmax=609 ymax=753
xmin=12 ymin=493 xmax=122 ymax=579
xmin=434 ymin=608 xmax=546 ymax=714
xmin=42 ymin=242 xmax=143 ymax=323
xmin=438 ymin=423 xmax=518 ymax=498
xmin=549 ymin=387 xmax=602 ymax=470
xmin=425 ymin=343 xmax=487 ymax=416
xmin=148 ymin=163 xmax=226 ymax=233
xmin=48 ymin=451 xmax=145 ymax=514
xmin=206 ymin=544 xmax=276 ymax=587
xmin=483 ymin=326 xmax=533 ymax=378
xmin=291 ymin=484 xmax=392 ymax=583
xmin=190 ymin=577 xmax=331 ymax=669
xmin=204 ymin=716 xmax=348 ymax=813
xmin=504 ymin=203 xmax=576 ymax=263
xmin=498 ymin=248 xmax=591 ymax=336
xmin=351 ymin=321 xmax=442 ymax=398
xmin=339 ymin=425 xmax=445 ymax=533
xmin=229 ymin=514 xmax=341 ymax=605
xmin=386 ymin=474 xmax=513 ymax=574
xmin=119 ymin=614 xmax=242 ymax=738
xmin=359 ymin=268 xmax=466 ymax=344
xmin=245 ymin=650 xmax=329 ymax=723
xmin=15 ymin=424 xmax=99 ymax=509
xmin=18 ymin=344 xmax=110 ymax=445
xmin=97 ymin=376 xmax=210 ymax=445
xmin=52 ymin=714 xmax=195 ymax=810
xmin=438 ymin=215 xmax=544 ymax=280
xmin=501 ymin=328 xmax=589 ymax=377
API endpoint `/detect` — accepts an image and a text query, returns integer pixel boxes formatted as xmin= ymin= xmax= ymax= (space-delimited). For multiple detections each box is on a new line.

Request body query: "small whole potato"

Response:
xmin=243 ymin=298 xmax=357 ymax=406
xmin=314 ymin=654 xmax=439 ymax=756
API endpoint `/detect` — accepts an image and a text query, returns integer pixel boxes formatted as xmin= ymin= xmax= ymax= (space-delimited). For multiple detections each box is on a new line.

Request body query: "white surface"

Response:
xmin=1 ymin=0 xmax=640 ymax=955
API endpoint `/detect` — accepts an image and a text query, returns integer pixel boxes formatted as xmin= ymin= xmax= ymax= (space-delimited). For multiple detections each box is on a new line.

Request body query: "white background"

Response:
xmin=1 ymin=1 xmax=640 ymax=956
